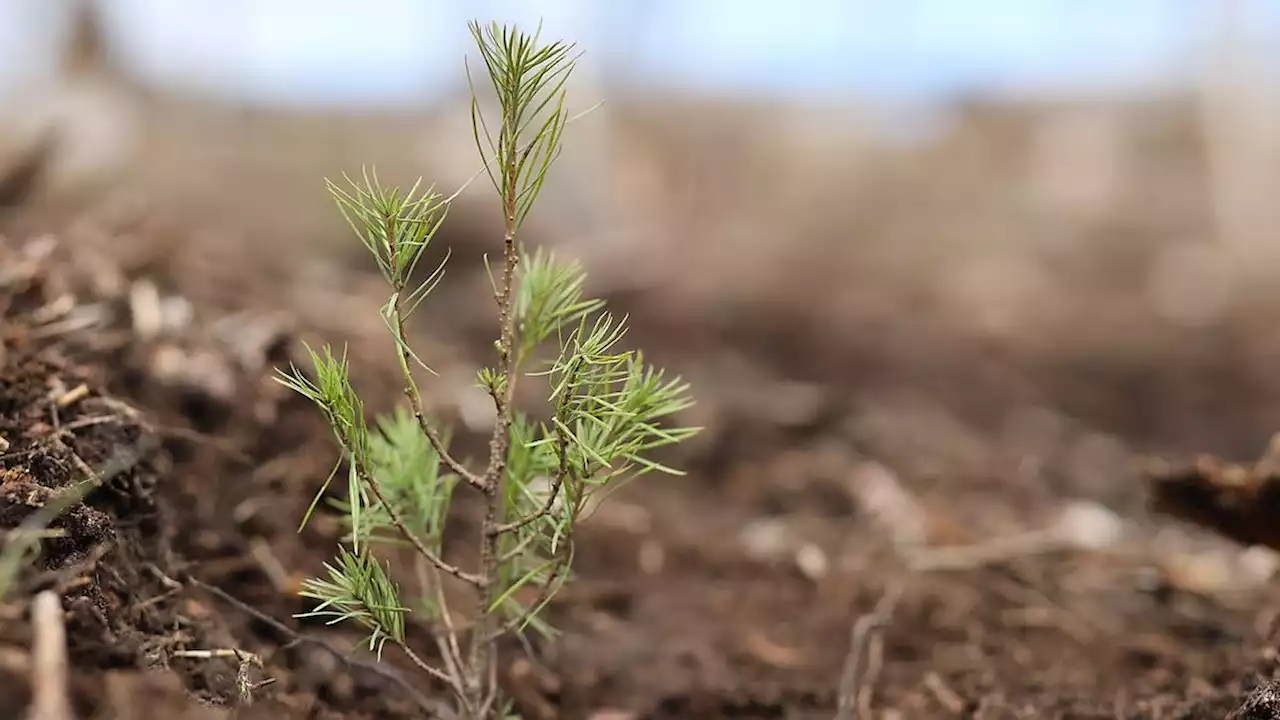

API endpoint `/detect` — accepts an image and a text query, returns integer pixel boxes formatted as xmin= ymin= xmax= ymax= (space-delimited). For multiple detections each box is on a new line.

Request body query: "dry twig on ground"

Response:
xmin=835 ymin=581 xmax=903 ymax=720
xmin=29 ymin=590 xmax=71 ymax=720
xmin=1144 ymin=433 xmax=1280 ymax=551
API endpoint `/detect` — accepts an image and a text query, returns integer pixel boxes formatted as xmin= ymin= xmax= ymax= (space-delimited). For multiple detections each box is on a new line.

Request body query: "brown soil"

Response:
xmin=4 ymin=102 xmax=1280 ymax=720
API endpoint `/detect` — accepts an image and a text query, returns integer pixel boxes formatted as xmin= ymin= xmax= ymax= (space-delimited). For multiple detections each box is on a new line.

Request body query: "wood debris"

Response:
xmin=1144 ymin=432 xmax=1280 ymax=551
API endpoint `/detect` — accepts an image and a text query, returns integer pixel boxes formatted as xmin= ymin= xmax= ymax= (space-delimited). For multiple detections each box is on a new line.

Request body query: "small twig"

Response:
xmin=835 ymin=582 xmax=902 ymax=720
xmin=58 ymin=415 xmax=116 ymax=432
xmin=248 ymin=538 xmax=294 ymax=594
xmin=352 ymin=460 xmax=485 ymax=587
xmin=25 ymin=311 xmax=102 ymax=340
xmin=386 ymin=235 xmax=485 ymax=493
xmin=187 ymin=577 xmax=444 ymax=716
xmin=923 ymin=671 xmax=966 ymax=715
xmin=491 ymin=476 xmax=563 ymax=536
xmin=495 ymin=531 xmax=540 ymax=565
xmin=172 ymin=648 xmax=260 ymax=661
xmin=414 ymin=403 xmax=485 ymax=492
xmin=484 ymin=548 xmax=573 ymax=645
xmin=417 ymin=557 xmax=468 ymax=702
xmin=479 ymin=651 xmax=501 ymax=720
xmin=3 ymin=529 xmax=66 ymax=541
xmin=53 ymin=384 xmax=89 ymax=409
xmin=398 ymin=640 xmax=466 ymax=700
xmin=908 ymin=501 xmax=1122 ymax=573
xmin=171 ymin=648 xmax=266 ymax=706
xmin=493 ymin=368 xmax=575 ymax=540
xmin=857 ymin=620 xmax=886 ymax=718
xmin=29 ymin=590 xmax=71 ymax=720
xmin=906 ymin=527 xmax=1065 ymax=572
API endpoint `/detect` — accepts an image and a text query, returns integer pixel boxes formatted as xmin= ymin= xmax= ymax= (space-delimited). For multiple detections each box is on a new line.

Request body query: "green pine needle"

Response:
xmin=297 ymin=545 xmax=408 ymax=659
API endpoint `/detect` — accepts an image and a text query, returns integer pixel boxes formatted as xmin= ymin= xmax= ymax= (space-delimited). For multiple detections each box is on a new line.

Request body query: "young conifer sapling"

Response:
xmin=275 ymin=20 xmax=700 ymax=720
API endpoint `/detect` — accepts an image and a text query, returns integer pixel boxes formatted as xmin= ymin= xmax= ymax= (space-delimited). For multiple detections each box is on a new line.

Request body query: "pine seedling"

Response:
xmin=275 ymin=20 xmax=700 ymax=720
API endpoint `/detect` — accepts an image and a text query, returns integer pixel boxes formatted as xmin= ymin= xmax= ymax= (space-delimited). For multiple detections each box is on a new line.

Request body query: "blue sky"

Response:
xmin=1 ymin=0 xmax=1278 ymax=108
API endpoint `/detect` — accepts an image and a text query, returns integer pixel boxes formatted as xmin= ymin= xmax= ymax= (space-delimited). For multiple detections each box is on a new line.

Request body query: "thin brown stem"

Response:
xmin=464 ymin=103 xmax=525 ymax=717
xmin=413 ymin=389 xmax=486 ymax=491
xmin=835 ymin=582 xmax=903 ymax=720
xmin=415 ymin=556 xmax=468 ymax=695
xmin=478 ymin=651 xmax=501 ymax=719
xmin=30 ymin=590 xmax=70 ymax=720
xmin=393 ymin=312 xmax=484 ymax=491
xmin=496 ymin=531 xmax=540 ymax=565
xmin=384 ymin=214 xmax=486 ymax=493
xmin=188 ymin=577 xmax=444 ymax=716
xmin=479 ymin=231 xmax=521 ymax=489
xmin=434 ymin=633 xmax=467 ymax=709
xmin=425 ymin=560 xmax=473 ymax=719
xmin=491 ymin=475 xmax=561 ymax=536
xmin=483 ymin=547 xmax=573 ymax=645
xmin=492 ymin=415 xmax=572 ymax=536
xmin=354 ymin=459 xmax=485 ymax=587
xmin=398 ymin=640 xmax=464 ymax=698
xmin=378 ymin=215 xmax=483 ymax=585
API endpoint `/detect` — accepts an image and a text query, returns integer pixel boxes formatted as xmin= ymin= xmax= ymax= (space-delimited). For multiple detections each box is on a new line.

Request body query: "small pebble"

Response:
xmin=738 ymin=517 xmax=791 ymax=561
xmin=160 ymin=295 xmax=193 ymax=333
xmin=129 ymin=278 xmax=163 ymax=339
xmin=1239 ymin=546 xmax=1280 ymax=586
xmin=795 ymin=543 xmax=829 ymax=580
xmin=1164 ymin=552 xmax=1234 ymax=595
xmin=847 ymin=461 xmax=926 ymax=551
xmin=1053 ymin=500 xmax=1124 ymax=551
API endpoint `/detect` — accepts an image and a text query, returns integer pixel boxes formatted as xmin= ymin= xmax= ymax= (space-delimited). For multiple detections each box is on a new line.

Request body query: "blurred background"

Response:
xmin=5 ymin=0 xmax=1280 ymax=495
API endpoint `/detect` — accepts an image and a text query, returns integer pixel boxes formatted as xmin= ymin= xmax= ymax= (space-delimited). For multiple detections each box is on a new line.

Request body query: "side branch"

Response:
xmin=404 ymin=368 xmax=483 ymax=486
xmin=382 ymin=211 xmax=486 ymax=493
xmin=483 ymin=550 xmax=573 ymax=644
xmin=490 ymin=474 xmax=562 ymax=536
xmin=397 ymin=640 xmax=466 ymax=700
xmin=491 ymin=368 xmax=575 ymax=536
xmin=354 ymin=459 xmax=486 ymax=587
xmin=391 ymin=305 xmax=486 ymax=492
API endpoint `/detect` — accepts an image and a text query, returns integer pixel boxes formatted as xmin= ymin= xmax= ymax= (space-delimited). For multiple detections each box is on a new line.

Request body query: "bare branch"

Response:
xmin=496 ymin=531 xmax=540 ymax=566
xmin=188 ymin=577 xmax=446 ymax=716
xmin=384 ymin=214 xmax=486 ymax=494
xmin=484 ymin=549 xmax=573 ymax=645
xmin=492 ymin=390 xmax=573 ymax=537
xmin=354 ymin=460 xmax=485 ymax=588
xmin=416 ymin=556 xmax=469 ymax=702
xmin=491 ymin=472 xmax=563 ymax=536
xmin=835 ymin=582 xmax=903 ymax=720
xmin=29 ymin=590 xmax=71 ymax=720
xmin=398 ymin=641 xmax=465 ymax=698
xmin=415 ymin=407 xmax=486 ymax=492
